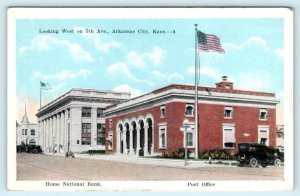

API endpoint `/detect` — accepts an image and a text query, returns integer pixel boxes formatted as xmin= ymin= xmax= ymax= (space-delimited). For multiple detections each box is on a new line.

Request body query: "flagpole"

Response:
xmin=40 ymin=81 xmax=42 ymax=108
xmin=194 ymin=24 xmax=199 ymax=159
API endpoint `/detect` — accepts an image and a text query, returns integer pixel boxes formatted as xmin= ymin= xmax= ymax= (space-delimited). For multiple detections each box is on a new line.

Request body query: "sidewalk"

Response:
xmin=44 ymin=152 xmax=237 ymax=169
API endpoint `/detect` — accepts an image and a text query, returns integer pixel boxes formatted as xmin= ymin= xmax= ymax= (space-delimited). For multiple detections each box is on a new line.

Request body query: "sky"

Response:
xmin=16 ymin=18 xmax=284 ymax=123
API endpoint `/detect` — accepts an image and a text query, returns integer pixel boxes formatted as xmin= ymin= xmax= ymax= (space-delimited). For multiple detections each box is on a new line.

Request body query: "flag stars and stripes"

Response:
xmin=197 ymin=31 xmax=225 ymax=53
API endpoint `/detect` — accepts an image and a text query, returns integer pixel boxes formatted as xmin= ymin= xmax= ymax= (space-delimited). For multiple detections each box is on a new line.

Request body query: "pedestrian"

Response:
xmin=54 ymin=145 xmax=57 ymax=154
xmin=89 ymin=145 xmax=92 ymax=156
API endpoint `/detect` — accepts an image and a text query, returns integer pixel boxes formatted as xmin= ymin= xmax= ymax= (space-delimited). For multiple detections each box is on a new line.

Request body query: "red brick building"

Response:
xmin=104 ymin=77 xmax=278 ymax=158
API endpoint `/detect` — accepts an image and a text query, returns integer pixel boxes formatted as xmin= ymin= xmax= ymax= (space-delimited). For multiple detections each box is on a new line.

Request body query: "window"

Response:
xmin=109 ymin=119 xmax=112 ymax=128
xmin=259 ymin=109 xmax=267 ymax=120
xmin=82 ymin=107 xmax=91 ymax=117
xmin=31 ymin=129 xmax=35 ymax=136
xmin=183 ymin=125 xmax=195 ymax=148
xmin=81 ymin=137 xmax=91 ymax=145
xmin=159 ymin=125 xmax=167 ymax=149
xmin=160 ymin=105 xmax=166 ymax=118
xmin=29 ymin=139 xmax=36 ymax=145
xmin=22 ymin=129 xmax=24 ymax=135
xmin=107 ymin=132 xmax=113 ymax=150
xmin=82 ymin=123 xmax=91 ymax=133
xmin=67 ymin=109 xmax=70 ymax=118
xmin=224 ymin=106 xmax=233 ymax=118
xmin=185 ymin=104 xmax=194 ymax=116
xmin=97 ymin=108 xmax=104 ymax=118
xmin=82 ymin=123 xmax=91 ymax=145
xmin=223 ymin=125 xmax=236 ymax=149
xmin=187 ymin=132 xmax=194 ymax=147
xmin=24 ymin=129 xmax=27 ymax=135
xmin=258 ymin=126 xmax=269 ymax=146
xmin=97 ymin=124 xmax=106 ymax=145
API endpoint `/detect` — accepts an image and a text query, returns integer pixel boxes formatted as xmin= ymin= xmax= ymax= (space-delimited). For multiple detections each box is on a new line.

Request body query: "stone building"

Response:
xmin=36 ymin=88 xmax=130 ymax=153
xmin=16 ymin=104 xmax=38 ymax=145
xmin=104 ymin=77 xmax=278 ymax=158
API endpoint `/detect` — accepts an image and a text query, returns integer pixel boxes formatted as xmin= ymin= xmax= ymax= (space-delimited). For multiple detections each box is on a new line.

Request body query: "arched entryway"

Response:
xmin=119 ymin=124 xmax=124 ymax=154
xmin=125 ymin=122 xmax=130 ymax=154
xmin=146 ymin=118 xmax=153 ymax=155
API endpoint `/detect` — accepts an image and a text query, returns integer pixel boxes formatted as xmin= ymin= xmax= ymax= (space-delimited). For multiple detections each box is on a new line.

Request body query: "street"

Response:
xmin=17 ymin=153 xmax=283 ymax=181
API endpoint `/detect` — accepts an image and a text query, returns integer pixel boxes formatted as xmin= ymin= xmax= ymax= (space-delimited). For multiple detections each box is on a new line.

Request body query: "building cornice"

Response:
xmin=36 ymin=88 xmax=131 ymax=118
xmin=105 ymin=86 xmax=278 ymax=116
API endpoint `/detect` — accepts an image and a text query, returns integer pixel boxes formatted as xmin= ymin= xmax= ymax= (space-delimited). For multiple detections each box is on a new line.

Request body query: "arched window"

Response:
xmin=185 ymin=105 xmax=194 ymax=116
xmin=31 ymin=129 xmax=35 ymax=136
xmin=29 ymin=139 xmax=36 ymax=145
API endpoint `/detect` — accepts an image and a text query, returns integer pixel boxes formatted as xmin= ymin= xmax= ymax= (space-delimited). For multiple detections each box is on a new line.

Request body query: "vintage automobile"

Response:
xmin=237 ymin=143 xmax=283 ymax=168
xmin=17 ymin=144 xmax=43 ymax=154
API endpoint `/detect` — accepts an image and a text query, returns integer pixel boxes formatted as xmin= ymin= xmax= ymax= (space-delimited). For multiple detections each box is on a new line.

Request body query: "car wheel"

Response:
xmin=261 ymin=163 xmax=268 ymax=168
xmin=274 ymin=158 xmax=281 ymax=166
xmin=250 ymin=157 xmax=258 ymax=168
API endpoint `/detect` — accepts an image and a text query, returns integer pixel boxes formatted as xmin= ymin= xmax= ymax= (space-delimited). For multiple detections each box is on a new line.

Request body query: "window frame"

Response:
xmin=224 ymin=106 xmax=233 ymax=119
xmin=82 ymin=107 xmax=92 ymax=118
xmin=107 ymin=131 xmax=113 ymax=150
xmin=222 ymin=124 xmax=236 ymax=149
xmin=259 ymin=108 xmax=268 ymax=120
xmin=258 ymin=125 xmax=269 ymax=146
xmin=159 ymin=124 xmax=167 ymax=149
xmin=182 ymin=125 xmax=195 ymax=148
xmin=160 ymin=105 xmax=166 ymax=118
xmin=97 ymin=108 xmax=105 ymax=118
xmin=185 ymin=104 xmax=194 ymax=117
xmin=81 ymin=123 xmax=91 ymax=145
xmin=31 ymin=129 xmax=35 ymax=136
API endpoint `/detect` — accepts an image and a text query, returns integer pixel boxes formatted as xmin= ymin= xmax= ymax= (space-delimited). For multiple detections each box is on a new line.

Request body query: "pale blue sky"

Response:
xmin=16 ymin=18 xmax=284 ymax=121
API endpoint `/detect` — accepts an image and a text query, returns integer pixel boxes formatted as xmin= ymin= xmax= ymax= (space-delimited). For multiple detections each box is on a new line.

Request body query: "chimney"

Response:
xmin=216 ymin=76 xmax=233 ymax=90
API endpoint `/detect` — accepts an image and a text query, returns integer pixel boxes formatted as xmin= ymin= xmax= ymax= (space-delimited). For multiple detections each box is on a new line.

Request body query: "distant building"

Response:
xmin=104 ymin=77 xmax=278 ymax=157
xmin=36 ymin=88 xmax=131 ymax=153
xmin=16 ymin=103 xmax=38 ymax=145
xmin=276 ymin=125 xmax=284 ymax=152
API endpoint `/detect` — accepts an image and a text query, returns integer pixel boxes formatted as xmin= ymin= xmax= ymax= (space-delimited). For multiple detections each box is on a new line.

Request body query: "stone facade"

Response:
xmin=105 ymin=78 xmax=278 ymax=157
xmin=36 ymin=88 xmax=130 ymax=153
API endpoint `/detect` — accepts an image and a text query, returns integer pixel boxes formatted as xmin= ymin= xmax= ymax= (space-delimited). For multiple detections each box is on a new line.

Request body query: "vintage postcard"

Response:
xmin=7 ymin=8 xmax=293 ymax=191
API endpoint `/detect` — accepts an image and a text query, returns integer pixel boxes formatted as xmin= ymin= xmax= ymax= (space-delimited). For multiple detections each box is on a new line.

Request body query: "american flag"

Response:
xmin=197 ymin=31 xmax=225 ymax=53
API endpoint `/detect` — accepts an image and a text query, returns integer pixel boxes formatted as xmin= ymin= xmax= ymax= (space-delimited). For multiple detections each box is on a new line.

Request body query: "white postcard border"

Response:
xmin=7 ymin=7 xmax=293 ymax=191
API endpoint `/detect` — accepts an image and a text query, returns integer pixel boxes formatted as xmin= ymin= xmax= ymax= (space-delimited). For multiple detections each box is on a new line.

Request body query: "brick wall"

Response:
xmin=105 ymin=102 xmax=276 ymax=154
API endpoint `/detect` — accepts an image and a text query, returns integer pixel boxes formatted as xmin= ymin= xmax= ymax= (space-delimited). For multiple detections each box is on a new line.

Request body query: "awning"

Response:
xmin=260 ymin=130 xmax=268 ymax=138
xmin=224 ymin=130 xmax=236 ymax=143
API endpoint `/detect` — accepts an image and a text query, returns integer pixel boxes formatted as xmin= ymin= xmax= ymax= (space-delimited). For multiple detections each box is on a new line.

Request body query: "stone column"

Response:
xmin=54 ymin=115 xmax=57 ymax=149
xmin=48 ymin=117 xmax=51 ymax=149
xmin=58 ymin=113 xmax=61 ymax=152
xmin=91 ymin=107 xmax=97 ymax=146
xmin=122 ymin=131 xmax=126 ymax=154
xmin=144 ymin=125 xmax=149 ymax=156
xmin=43 ymin=120 xmax=46 ymax=148
xmin=60 ymin=112 xmax=64 ymax=153
xmin=61 ymin=111 xmax=66 ymax=153
xmin=46 ymin=119 xmax=48 ymax=149
xmin=136 ymin=125 xmax=140 ymax=156
xmin=49 ymin=117 xmax=53 ymax=151
xmin=117 ymin=128 xmax=120 ymax=153
xmin=129 ymin=128 xmax=134 ymax=155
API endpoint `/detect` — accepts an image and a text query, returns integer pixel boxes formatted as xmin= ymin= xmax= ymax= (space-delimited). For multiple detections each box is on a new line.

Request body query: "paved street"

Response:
xmin=17 ymin=153 xmax=283 ymax=181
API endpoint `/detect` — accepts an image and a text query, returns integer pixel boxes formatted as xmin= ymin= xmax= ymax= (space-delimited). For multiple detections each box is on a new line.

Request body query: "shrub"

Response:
xmin=81 ymin=150 xmax=106 ymax=154
xmin=161 ymin=148 xmax=191 ymax=159
xmin=199 ymin=149 xmax=234 ymax=160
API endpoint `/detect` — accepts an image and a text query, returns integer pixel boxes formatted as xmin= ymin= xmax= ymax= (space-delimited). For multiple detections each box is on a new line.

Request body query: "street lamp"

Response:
xmin=181 ymin=119 xmax=190 ymax=166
